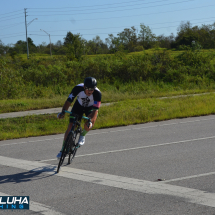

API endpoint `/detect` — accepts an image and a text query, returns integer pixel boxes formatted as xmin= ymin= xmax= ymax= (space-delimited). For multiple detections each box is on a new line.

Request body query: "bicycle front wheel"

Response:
xmin=68 ymin=132 xmax=76 ymax=164
xmin=69 ymin=128 xmax=82 ymax=162
xmin=57 ymin=132 xmax=73 ymax=173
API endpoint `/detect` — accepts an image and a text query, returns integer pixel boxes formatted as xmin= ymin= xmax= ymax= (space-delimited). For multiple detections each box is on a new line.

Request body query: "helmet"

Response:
xmin=84 ymin=77 xmax=97 ymax=89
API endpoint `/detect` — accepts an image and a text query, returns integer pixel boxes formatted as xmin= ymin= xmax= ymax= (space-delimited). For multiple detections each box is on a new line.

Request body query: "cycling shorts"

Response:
xmin=69 ymin=100 xmax=94 ymax=123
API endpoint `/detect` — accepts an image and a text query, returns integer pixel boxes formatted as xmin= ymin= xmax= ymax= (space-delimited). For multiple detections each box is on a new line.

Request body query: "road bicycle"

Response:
xmin=57 ymin=110 xmax=91 ymax=173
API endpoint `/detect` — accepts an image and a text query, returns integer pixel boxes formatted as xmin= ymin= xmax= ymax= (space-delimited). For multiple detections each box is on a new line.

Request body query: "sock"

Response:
xmin=81 ymin=129 xmax=88 ymax=136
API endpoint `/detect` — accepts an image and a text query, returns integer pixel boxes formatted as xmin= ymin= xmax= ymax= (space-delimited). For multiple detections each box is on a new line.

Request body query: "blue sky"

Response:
xmin=1 ymin=0 xmax=215 ymax=46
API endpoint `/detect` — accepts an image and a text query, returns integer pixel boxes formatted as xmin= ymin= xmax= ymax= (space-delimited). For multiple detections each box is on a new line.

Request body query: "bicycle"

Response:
xmin=57 ymin=110 xmax=91 ymax=173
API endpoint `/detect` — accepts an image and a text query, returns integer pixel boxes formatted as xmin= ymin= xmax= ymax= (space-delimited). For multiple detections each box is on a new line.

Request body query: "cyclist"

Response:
xmin=56 ymin=77 xmax=102 ymax=159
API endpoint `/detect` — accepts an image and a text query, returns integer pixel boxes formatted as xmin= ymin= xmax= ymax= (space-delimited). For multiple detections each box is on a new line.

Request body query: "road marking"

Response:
xmin=0 ymin=191 xmax=65 ymax=215
xmin=0 ymin=156 xmax=215 ymax=208
xmin=39 ymin=135 xmax=215 ymax=162
xmin=1 ymin=116 xmax=215 ymax=147
xmin=0 ymin=137 xmax=63 ymax=146
xmin=161 ymin=172 xmax=215 ymax=183
xmin=110 ymin=129 xmax=131 ymax=132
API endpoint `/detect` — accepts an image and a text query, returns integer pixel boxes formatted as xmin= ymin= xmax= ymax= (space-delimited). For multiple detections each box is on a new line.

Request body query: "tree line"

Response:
xmin=1 ymin=21 xmax=215 ymax=58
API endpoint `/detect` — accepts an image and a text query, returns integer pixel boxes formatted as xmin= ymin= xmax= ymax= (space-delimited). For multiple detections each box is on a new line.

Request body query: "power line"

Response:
xmin=1 ymin=16 xmax=214 ymax=38
xmin=1 ymin=2 xmax=214 ymax=44
xmin=0 ymin=16 xmax=24 ymax=22
xmin=0 ymin=22 xmax=23 ymax=29
xmin=28 ymin=19 xmax=215 ymax=37
xmin=0 ymin=34 xmax=25 ymax=39
xmin=0 ymin=12 xmax=24 ymax=20
xmin=29 ymin=0 xmax=195 ymax=16
xmin=0 ymin=9 xmax=23 ymax=16
xmin=33 ymin=4 xmax=215 ymax=23
xmin=0 ymin=23 xmax=23 ymax=31
xmin=27 ymin=0 xmax=170 ymax=10
xmin=27 ymin=17 xmax=215 ymax=34
xmin=1 ymin=16 xmax=214 ymax=37
xmin=1 ymin=18 xmax=214 ymax=41
xmin=28 ymin=0 xmax=178 ymax=13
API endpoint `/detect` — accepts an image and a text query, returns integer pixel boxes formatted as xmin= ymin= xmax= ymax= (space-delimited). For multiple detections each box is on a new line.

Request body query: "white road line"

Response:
xmin=0 ymin=156 xmax=215 ymax=208
xmin=1 ymin=117 xmax=215 ymax=147
xmin=0 ymin=191 xmax=65 ymax=215
xmin=110 ymin=129 xmax=131 ymax=132
xmin=38 ymin=135 xmax=215 ymax=162
xmin=161 ymin=172 xmax=215 ymax=183
xmin=0 ymin=138 xmax=63 ymax=146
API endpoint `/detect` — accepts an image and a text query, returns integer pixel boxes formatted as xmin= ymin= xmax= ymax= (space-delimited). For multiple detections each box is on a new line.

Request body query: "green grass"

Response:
xmin=0 ymin=96 xmax=66 ymax=113
xmin=1 ymin=81 xmax=215 ymax=113
xmin=18 ymin=48 xmax=215 ymax=62
xmin=1 ymin=93 xmax=215 ymax=140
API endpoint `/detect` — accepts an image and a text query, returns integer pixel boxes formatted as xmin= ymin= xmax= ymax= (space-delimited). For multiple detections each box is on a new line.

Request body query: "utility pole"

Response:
xmin=24 ymin=8 xmax=29 ymax=59
xmin=40 ymin=29 xmax=52 ymax=56
xmin=24 ymin=8 xmax=37 ymax=59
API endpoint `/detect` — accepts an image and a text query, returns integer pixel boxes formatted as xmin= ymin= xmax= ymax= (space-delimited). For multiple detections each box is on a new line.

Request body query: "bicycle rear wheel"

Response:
xmin=57 ymin=131 xmax=73 ymax=173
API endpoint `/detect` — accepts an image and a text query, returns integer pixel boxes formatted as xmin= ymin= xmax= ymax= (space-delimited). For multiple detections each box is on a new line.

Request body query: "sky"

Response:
xmin=0 ymin=0 xmax=215 ymax=46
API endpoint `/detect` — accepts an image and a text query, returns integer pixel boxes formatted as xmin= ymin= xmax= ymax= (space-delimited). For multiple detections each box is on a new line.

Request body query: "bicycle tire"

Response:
xmin=57 ymin=131 xmax=73 ymax=173
xmin=68 ymin=131 xmax=76 ymax=164
xmin=69 ymin=127 xmax=82 ymax=162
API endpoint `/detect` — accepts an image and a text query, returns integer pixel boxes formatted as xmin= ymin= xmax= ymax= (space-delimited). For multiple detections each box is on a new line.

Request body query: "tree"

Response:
xmin=14 ymin=40 xmax=27 ymax=54
xmin=157 ymin=33 xmax=175 ymax=49
xmin=0 ymin=40 xmax=7 ymax=55
xmin=105 ymin=34 xmax=121 ymax=53
xmin=86 ymin=36 xmax=108 ymax=54
xmin=174 ymin=21 xmax=199 ymax=48
xmin=37 ymin=42 xmax=47 ymax=54
xmin=117 ymin=26 xmax=138 ymax=52
xmin=53 ymin=40 xmax=66 ymax=55
xmin=10 ymin=37 xmax=37 ymax=54
xmin=27 ymin=37 xmax=37 ymax=53
xmin=138 ymin=23 xmax=157 ymax=49
xmin=197 ymin=23 xmax=215 ymax=49
xmin=63 ymin=32 xmax=85 ymax=60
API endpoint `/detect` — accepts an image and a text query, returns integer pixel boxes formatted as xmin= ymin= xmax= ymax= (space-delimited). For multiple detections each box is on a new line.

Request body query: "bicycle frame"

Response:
xmin=57 ymin=110 xmax=91 ymax=173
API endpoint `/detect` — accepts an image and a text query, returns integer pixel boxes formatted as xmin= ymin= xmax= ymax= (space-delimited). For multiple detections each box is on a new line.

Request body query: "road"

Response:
xmin=0 ymin=115 xmax=215 ymax=214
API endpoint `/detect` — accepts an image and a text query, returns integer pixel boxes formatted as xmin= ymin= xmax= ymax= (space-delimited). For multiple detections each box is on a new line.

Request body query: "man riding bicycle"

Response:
xmin=56 ymin=77 xmax=102 ymax=159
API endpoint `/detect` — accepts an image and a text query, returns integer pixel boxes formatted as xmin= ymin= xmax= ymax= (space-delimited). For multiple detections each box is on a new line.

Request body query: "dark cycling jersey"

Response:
xmin=67 ymin=83 xmax=102 ymax=110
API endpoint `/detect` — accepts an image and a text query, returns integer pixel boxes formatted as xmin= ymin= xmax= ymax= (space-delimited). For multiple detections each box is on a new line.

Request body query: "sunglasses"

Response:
xmin=85 ymin=87 xmax=94 ymax=91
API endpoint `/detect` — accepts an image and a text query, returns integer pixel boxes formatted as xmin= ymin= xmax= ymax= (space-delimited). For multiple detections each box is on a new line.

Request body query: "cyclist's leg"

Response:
xmin=64 ymin=122 xmax=73 ymax=141
xmin=78 ymin=108 xmax=98 ymax=146
xmin=63 ymin=102 xmax=83 ymax=145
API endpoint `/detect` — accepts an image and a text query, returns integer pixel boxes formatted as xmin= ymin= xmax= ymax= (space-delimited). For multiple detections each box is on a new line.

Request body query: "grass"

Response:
xmin=1 ymin=81 xmax=215 ymax=113
xmin=0 ymin=96 xmax=66 ymax=113
xmin=19 ymin=48 xmax=215 ymax=60
xmin=1 ymin=93 xmax=215 ymax=140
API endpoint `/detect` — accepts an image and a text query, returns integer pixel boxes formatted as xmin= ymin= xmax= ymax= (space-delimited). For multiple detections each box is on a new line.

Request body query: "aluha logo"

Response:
xmin=0 ymin=196 xmax=29 ymax=210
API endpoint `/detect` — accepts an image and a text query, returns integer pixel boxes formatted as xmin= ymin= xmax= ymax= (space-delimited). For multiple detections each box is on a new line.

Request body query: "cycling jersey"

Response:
xmin=67 ymin=83 xmax=102 ymax=110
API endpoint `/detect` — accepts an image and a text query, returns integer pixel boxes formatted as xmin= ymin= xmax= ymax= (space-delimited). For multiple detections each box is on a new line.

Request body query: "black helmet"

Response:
xmin=84 ymin=77 xmax=97 ymax=89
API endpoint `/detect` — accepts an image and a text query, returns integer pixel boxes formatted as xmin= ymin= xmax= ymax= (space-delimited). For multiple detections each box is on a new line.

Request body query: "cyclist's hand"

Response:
xmin=88 ymin=122 xmax=93 ymax=129
xmin=57 ymin=112 xmax=65 ymax=119
xmin=87 ymin=118 xmax=92 ymax=129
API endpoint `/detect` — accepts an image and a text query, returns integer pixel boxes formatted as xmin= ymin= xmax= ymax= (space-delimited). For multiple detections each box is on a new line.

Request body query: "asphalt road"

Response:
xmin=0 ymin=115 xmax=215 ymax=214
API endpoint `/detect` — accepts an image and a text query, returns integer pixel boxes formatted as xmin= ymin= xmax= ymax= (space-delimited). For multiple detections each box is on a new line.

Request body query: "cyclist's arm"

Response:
xmin=91 ymin=109 xmax=98 ymax=120
xmin=92 ymin=89 xmax=102 ymax=111
xmin=62 ymin=85 xmax=83 ymax=113
xmin=61 ymin=100 xmax=71 ymax=113
xmin=90 ymin=93 xmax=101 ymax=123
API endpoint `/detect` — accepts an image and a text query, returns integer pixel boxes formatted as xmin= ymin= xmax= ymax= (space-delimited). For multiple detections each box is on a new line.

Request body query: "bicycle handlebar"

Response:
xmin=64 ymin=110 xmax=91 ymax=121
